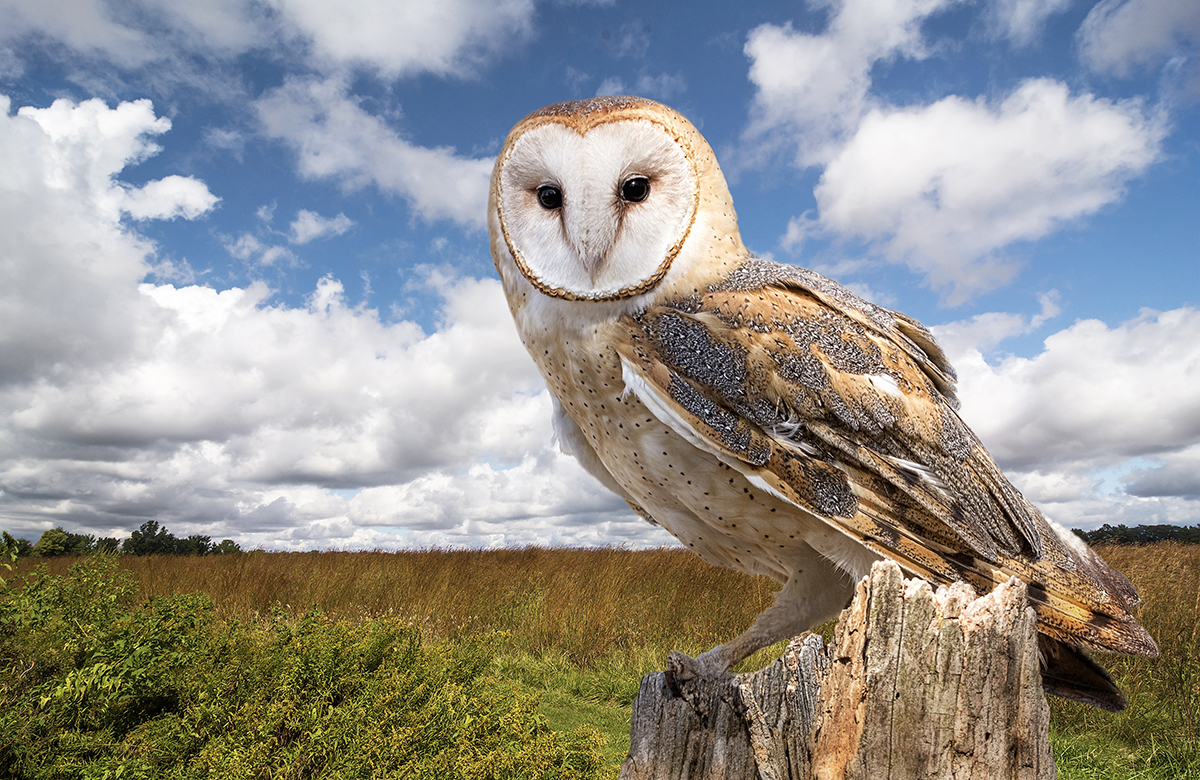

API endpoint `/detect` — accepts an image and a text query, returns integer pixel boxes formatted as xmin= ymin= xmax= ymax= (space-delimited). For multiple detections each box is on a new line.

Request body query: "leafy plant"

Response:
xmin=0 ymin=557 xmax=605 ymax=779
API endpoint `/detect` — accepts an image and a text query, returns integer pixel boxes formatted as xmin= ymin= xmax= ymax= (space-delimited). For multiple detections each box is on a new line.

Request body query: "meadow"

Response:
xmin=2 ymin=543 xmax=1196 ymax=779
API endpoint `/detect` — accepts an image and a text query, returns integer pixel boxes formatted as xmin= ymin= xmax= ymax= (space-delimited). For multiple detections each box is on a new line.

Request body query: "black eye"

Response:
xmin=620 ymin=176 xmax=650 ymax=203
xmin=537 ymin=185 xmax=562 ymax=210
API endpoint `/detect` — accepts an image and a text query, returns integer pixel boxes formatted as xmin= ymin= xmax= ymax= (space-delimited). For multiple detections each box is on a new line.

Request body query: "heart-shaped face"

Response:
xmin=495 ymin=117 xmax=699 ymax=301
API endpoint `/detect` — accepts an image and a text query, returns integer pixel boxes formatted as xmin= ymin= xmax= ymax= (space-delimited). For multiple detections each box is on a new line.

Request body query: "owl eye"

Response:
xmin=537 ymin=185 xmax=563 ymax=210
xmin=620 ymin=176 xmax=650 ymax=203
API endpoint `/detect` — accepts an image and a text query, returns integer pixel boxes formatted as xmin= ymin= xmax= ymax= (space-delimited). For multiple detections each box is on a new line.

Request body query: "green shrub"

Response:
xmin=0 ymin=558 xmax=605 ymax=779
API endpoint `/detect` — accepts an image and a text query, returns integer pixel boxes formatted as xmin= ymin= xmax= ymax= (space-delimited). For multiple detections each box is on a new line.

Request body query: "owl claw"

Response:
xmin=666 ymin=649 xmax=734 ymax=696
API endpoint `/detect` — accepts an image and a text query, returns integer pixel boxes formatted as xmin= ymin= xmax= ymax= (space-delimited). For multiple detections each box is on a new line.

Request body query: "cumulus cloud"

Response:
xmin=256 ymin=78 xmax=493 ymax=228
xmin=1078 ymin=0 xmax=1200 ymax=79
xmin=289 ymin=209 xmax=355 ymax=244
xmin=741 ymin=0 xmax=1170 ymax=302
xmin=936 ymin=305 xmax=1200 ymax=527
xmin=812 ymin=80 xmax=1165 ymax=302
xmin=0 ymin=95 xmax=214 ymax=384
xmin=1123 ymin=445 xmax=1200 ymax=498
xmin=0 ymin=92 xmax=657 ymax=550
xmin=742 ymin=0 xmax=960 ymax=167
xmin=951 ymin=306 xmax=1200 ymax=470
xmin=123 ymin=175 xmax=220 ymax=220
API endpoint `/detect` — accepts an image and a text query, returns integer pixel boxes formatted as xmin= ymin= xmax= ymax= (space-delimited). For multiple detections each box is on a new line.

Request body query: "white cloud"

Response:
xmin=1123 ymin=444 xmax=1200 ymax=499
xmin=987 ymin=0 xmax=1073 ymax=47
xmin=813 ymin=79 xmax=1165 ymax=303
xmin=634 ymin=72 xmax=687 ymax=100
xmin=289 ymin=209 xmax=355 ymax=244
xmin=595 ymin=71 xmax=686 ymax=99
xmin=0 ymin=91 xmax=661 ymax=550
xmin=938 ymin=306 xmax=1200 ymax=527
xmin=223 ymin=233 xmax=297 ymax=266
xmin=740 ymin=1 xmax=1171 ymax=302
xmin=0 ymin=95 xmax=211 ymax=384
xmin=742 ymin=0 xmax=961 ymax=168
xmin=931 ymin=290 xmax=1060 ymax=357
xmin=0 ymin=0 xmax=155 ymax=67
xmin=952 ymin=306 xmax=1200 ymax=471
xmin=0 ymin=0 xmax=535 ymax=81
xmin=273 ymin=0 xmax=536 ymax=78
xmin=256 ymin=78 xmax=493 ymax=228
xmin=596 ymin=77 xmax=627 ymax=96
xmin=924 ymin=304 xmax=1200 ymax=529
xmin=123 ymin=175 xmax=220 ymax=221
xmin=1078 ymin=0 xmax=1200 ymax=78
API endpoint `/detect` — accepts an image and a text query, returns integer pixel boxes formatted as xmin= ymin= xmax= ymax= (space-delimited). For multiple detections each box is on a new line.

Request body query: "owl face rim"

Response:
xmin=494 ymin=105 xmax=700 ymax=302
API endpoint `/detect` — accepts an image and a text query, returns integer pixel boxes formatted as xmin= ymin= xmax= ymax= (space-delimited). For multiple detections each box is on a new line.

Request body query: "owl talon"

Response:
xmin=666 ymin=649 xmax=734 ymax=697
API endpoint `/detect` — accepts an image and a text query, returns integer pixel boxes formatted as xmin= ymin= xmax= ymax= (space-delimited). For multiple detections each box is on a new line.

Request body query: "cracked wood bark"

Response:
xmin=618 ymin=560 xmax=1056 ymax=780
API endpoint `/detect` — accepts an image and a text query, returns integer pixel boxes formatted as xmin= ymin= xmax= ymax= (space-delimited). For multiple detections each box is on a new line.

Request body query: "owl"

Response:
xmin=487 ymin=96 xmax=1157 ymax=711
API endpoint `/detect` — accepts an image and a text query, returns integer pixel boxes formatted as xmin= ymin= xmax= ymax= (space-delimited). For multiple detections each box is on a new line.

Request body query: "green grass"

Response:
xmin=1050 ymin=729 xmax=1200 ymax=780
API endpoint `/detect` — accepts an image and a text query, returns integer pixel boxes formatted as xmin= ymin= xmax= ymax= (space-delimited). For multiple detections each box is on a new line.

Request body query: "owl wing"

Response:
xmin=613 ymin=258 xmax=1156 ymax=659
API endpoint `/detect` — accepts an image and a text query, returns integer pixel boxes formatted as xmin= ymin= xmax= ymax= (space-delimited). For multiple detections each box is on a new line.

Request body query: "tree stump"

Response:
xmin=619 ymin=560 xmax=1056 ymax=780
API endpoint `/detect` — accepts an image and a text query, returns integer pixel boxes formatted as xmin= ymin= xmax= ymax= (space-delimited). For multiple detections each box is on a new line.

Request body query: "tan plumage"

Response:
xmin=488 ymin=96 xmax=1157 ymax=711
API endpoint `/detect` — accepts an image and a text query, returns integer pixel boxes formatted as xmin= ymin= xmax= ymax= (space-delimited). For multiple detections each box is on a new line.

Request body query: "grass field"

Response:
xmin=4 ymin=542 xmax=1197 ymax=778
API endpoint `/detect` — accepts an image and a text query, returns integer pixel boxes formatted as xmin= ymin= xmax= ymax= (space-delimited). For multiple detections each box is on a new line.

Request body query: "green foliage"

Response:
xmin=30 ymin=527 xmax=101 ymax=557
xmin=0 ymin=558 xmax=605 ymax=779
xmin=1072 ymin=524 xmax=1200 ymax=545
xmin=118 ymin=521 xmax=240 ymax=557
xmin=210 ymin=539 xmax=240 ymax=555
xmin=120 ymin=520 xmax=179 ymax=556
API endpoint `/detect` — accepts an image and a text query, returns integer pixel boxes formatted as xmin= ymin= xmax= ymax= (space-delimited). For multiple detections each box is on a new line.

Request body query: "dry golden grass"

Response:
xmin=1049 ymin=542 xmax=1200 ymax=749
xmin=10 ymin=547 xmax=780 ymax=670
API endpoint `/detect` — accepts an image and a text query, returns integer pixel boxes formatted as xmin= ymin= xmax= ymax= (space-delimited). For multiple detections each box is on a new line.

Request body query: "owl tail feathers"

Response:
xmin=1038 ymin=634 xmax=1126 ymax=712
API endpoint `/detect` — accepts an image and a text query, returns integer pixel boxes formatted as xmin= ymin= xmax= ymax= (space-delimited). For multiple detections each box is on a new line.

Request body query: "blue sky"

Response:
xmin=0 ymin=0 xmax=1197 ymax=550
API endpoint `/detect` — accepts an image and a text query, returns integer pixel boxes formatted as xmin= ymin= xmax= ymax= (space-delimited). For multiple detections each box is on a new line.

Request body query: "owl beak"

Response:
xmin=567 ymin=206 xmax=616 ymax=284
xmin=581 ymin=249 xmax=607 ymax=282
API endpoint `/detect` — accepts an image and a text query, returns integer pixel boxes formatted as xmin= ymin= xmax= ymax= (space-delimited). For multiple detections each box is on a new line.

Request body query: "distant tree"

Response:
xmin=121 ymin=520 xmax=178 ymax=556
xmin=175 ymin=535 xmax=213 ymax=556
xmin=120 ymin=522 xmax=230 ymax=555
xmin=96 ymin=537 xmax=120 ymax=554
xmin=31 ymin=528 xmax=68 ymax=557
xmin=212 ymin=539 xmax=242 ymax=555
xmin=1072 ymin=523 xmax=1200 ymax=545
xmin=31 ymin=527 xmax=102 ymax=557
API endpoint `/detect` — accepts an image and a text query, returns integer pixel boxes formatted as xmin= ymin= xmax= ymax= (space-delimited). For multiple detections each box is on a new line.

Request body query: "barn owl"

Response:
xmin=487 ymin=96 xmax=1157 ymax=711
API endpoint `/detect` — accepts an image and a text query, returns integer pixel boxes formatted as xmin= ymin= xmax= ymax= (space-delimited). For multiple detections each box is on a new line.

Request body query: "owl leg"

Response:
xmin=668 ymin=549 xmax=856 ymax=681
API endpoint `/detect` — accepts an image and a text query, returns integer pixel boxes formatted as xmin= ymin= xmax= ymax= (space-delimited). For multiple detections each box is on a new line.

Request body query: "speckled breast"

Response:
xmin=526 ymin=321 xmax=829 ymax=583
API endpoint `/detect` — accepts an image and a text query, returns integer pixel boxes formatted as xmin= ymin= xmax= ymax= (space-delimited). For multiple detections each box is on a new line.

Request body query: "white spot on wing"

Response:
xmin=868 ymin=373 xmax=901 ymax=397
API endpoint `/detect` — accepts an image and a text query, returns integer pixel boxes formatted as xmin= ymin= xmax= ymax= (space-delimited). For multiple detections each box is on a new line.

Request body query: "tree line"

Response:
xmin=2 ymin=520 xmax=241 ymax=559
xmin=1070 ymin=523 xmax=1200 ymax=546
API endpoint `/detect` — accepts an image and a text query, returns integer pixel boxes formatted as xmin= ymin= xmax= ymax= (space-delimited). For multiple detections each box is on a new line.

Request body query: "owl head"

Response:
xmin=489 ymin=96 xmax=744 ymax=304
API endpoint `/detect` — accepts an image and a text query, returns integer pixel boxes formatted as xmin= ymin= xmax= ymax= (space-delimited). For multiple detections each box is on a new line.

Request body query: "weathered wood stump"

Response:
xmin=619 ymin=560 xmax=1055 ymax=780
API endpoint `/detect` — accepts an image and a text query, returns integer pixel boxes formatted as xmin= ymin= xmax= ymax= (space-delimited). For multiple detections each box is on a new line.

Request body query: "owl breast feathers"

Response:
xmin=488 ymin=96 xmax=1157 ymax=712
